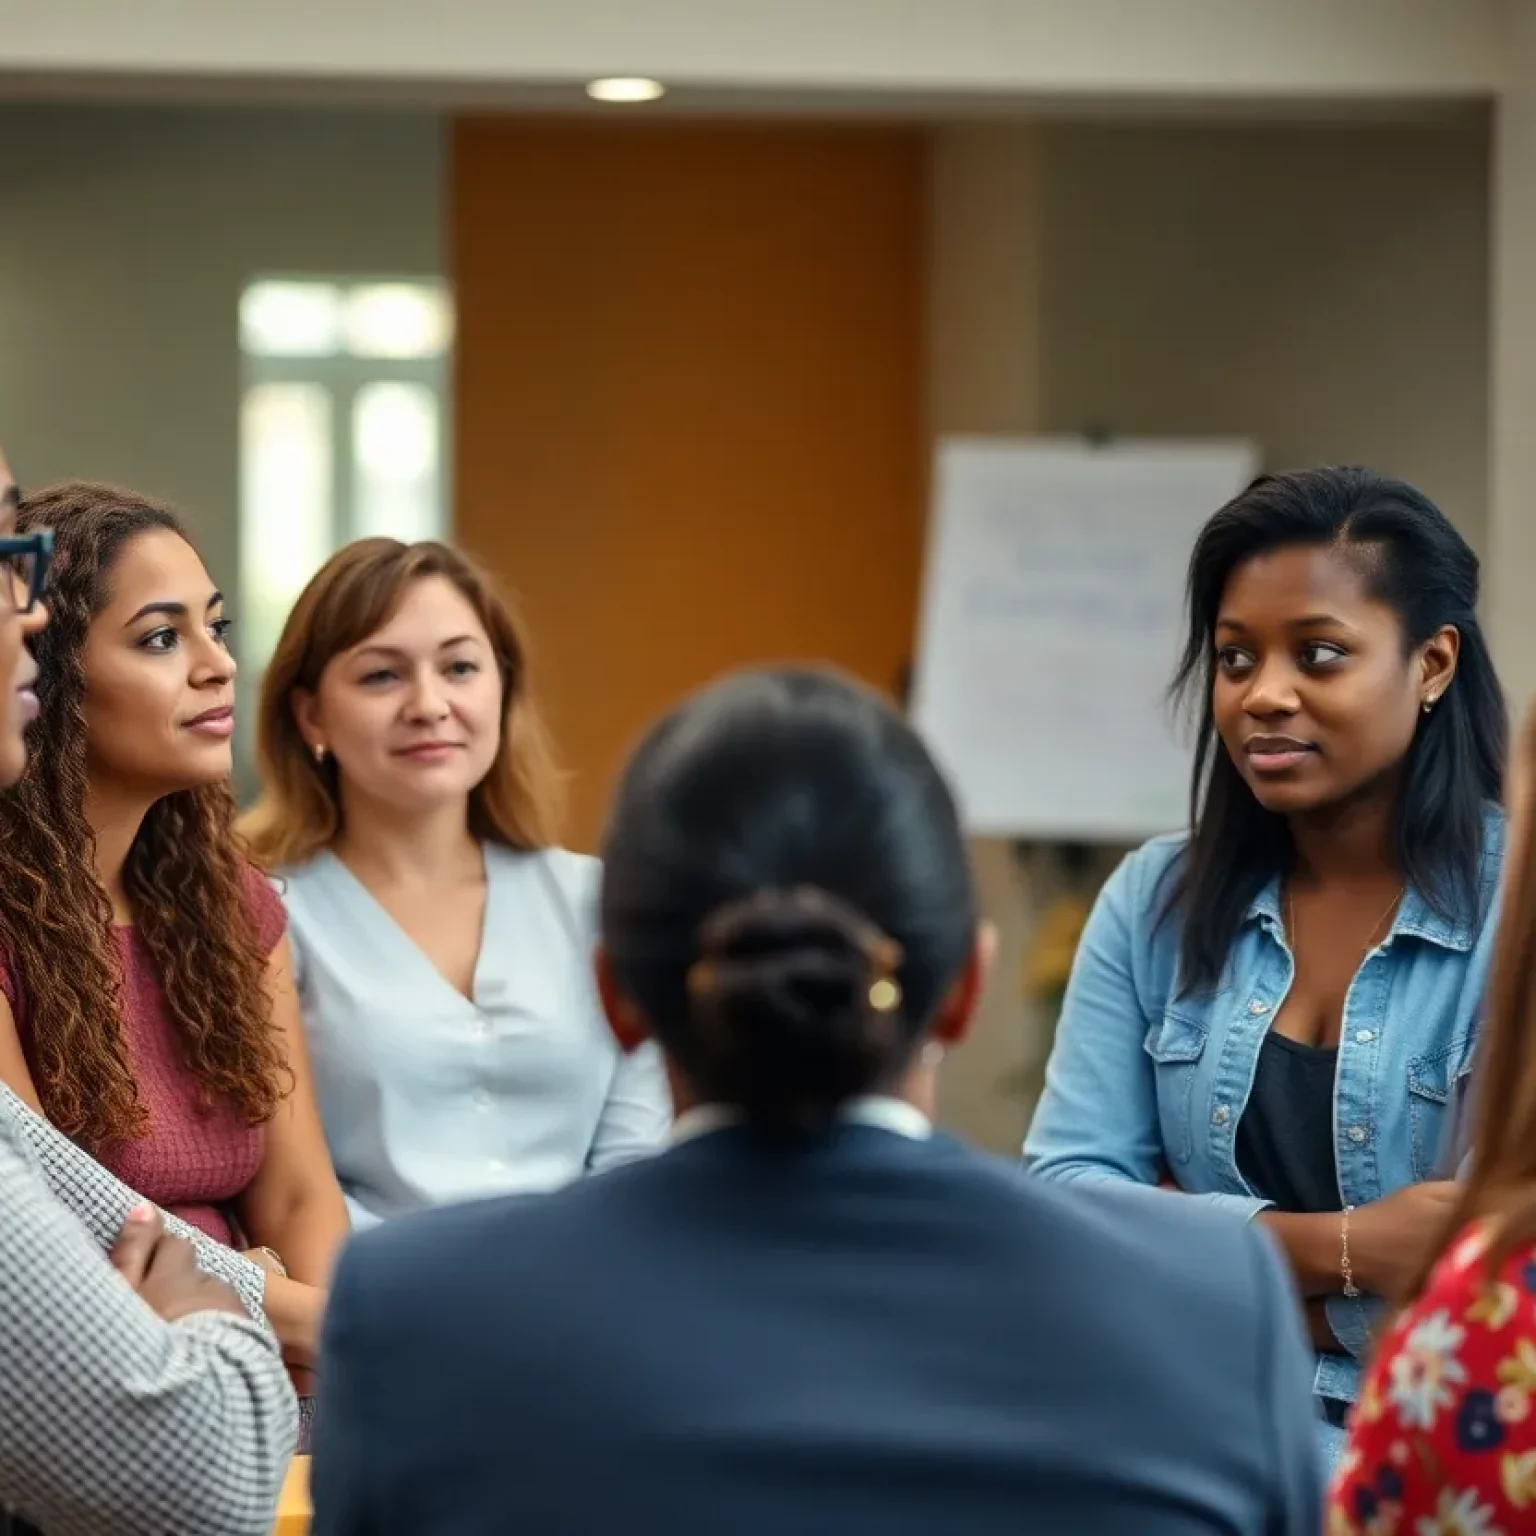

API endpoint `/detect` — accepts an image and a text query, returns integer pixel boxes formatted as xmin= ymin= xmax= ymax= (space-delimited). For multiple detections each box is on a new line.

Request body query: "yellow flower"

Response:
xmin=1498 ymin=1336 xmax=1536 ymax=1394
xmin=1469 ymin=1281 xmax=1520 ymax=1331
xmin=1356 ymin=1373 xmax=1385 ymax=1424
xmin=1326 ymin=1503 xmax=1359 ymax=1536
xmin=1505 ymin=1448 xmax=1536 ymax=1508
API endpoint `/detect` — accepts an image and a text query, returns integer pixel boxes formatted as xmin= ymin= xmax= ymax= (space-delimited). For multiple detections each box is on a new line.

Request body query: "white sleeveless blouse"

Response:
xmin=277 ymin=845 xmax=671 ymax=1229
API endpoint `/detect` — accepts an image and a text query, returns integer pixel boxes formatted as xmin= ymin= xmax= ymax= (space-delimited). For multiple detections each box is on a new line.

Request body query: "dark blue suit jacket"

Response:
xmin=312 ymin=1125 xmax=1322 ymax=1535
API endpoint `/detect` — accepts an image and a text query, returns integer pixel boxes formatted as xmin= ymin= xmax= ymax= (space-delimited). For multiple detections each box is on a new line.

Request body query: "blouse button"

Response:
xmin=474 ymin=1090 xmax=493 ymax=1113
xmin=1347 ymin=1125 xmax=1368 ymax=1145
xmin=1212 ymin=1104 xmax=1230 ymax=1127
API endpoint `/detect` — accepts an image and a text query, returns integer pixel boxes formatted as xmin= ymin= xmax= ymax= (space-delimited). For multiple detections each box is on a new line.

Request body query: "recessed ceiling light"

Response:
xmin=586 ymin=77 xmax=666 ymax=104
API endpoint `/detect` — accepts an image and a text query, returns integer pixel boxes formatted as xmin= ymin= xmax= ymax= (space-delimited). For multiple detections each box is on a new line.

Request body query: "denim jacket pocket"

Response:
xmin=1407 ymin=1038 xmax=1470 ymax=1181
xmin=1143 ymin=1013 xmax=1209 ymax=1167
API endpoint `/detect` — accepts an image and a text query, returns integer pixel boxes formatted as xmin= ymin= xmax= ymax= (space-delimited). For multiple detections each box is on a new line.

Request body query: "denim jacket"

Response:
xmin=1024 ymin=806 xmax=1505 ymax=1408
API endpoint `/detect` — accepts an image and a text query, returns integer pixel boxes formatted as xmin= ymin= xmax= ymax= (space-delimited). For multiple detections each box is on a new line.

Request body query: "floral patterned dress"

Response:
xmin=1328 ymin=1219 xmax=1536 ymax=1535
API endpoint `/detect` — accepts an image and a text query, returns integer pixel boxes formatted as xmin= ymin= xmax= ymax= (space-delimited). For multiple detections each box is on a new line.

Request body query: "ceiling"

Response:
xmin=0 ymin=0 xmax=1510 ymax=121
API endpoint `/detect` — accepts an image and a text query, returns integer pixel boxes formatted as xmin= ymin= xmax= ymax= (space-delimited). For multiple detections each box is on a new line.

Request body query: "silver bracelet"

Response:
xmin=1341 ymin=1204 xmax=1360 ymax=1299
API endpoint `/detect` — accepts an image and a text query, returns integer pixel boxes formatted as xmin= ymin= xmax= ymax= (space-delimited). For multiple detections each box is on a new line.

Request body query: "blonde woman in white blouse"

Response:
xmin=241 ymin=539 xmax=670 ymax=1229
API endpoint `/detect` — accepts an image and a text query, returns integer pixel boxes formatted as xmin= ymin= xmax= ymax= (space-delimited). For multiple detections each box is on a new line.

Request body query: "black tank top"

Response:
xmin=1235 ymin=1031 xmax=1342 ymax=1213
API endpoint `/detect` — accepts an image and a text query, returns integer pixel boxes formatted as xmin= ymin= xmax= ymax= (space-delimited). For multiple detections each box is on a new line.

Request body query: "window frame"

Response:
xmin=235 ymin=273 xmax=453 ymax=795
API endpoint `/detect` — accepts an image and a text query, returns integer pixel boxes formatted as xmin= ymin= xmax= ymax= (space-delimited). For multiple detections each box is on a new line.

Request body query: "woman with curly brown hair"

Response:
xmin=0 ymin=480 xmax=348 ymax=1381
xmin=0 ymin=453 xmax=302 ymax=1535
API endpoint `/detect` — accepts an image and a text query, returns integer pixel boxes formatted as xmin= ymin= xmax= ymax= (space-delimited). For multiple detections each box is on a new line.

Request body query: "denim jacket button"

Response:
xmin=1248 ymin=999 xmax=1269 ymax=1015
xmin=1347 ymin=1125 xmax=1368 ymax=1144
xmin=1355 ymin=1029 xmax=1375 ymax=1044
xmin=1212 ymin=1105 xmax=1230 ymax=1127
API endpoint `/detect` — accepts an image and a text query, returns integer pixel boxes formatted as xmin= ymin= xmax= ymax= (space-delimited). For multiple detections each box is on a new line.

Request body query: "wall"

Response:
xmin=1038 ymin=119 xmax=1491 ymax=550
xmin=0 ymin=104 xmax=444 ymax=588
xmin=1489 ymin=8 xmax=1536 ymax=713
xmin=452 ymin=119 xmax=926 ymax=850
xmin=925 ymin=125 xmax=1052 ymax=1152
xmin=0 ymin=0 xmax=1505 ymax=103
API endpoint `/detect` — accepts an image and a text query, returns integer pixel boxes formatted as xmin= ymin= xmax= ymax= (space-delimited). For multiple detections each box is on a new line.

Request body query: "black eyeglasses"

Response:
xmin=0 ymin=529 xmax=52 ymax=614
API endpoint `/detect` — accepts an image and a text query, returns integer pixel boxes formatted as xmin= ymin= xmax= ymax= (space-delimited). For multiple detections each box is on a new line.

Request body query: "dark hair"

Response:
xmin=600 ymin=666 xmax=975 ymax=1141
xmin=1167 ymin=466 xmax=1506 ymax=993
xmin=3 ymin=482 xmax=289 ymax=1150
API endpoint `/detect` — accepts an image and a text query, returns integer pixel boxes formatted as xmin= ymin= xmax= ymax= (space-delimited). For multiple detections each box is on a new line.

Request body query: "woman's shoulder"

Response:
xmin=1479 ymin=800 xmax=1509 ymax=900
xmin=1338 ymin=1216 xmax=1536 ymax=1523
xmin=487 ymin=844 xmax=599 ymax=901
xmin=268 ymin=850 xmax=328 ymax=887
xmin=1096 ymin=831 xmax=1190 ymax=924
xmin=1121 ymin=831 xmax=1190 ymax=882
xmin=484 ymin=845 xmax=601 ymax=958
xmin=265 ymin=851 xmax=347 ymax=923
xmin=1422 ymin=801 xmax=1509 ymax=955
xmin=1364 ymin=1215 xmax=1536 ymax=1419
xmin=1409 ymin=1217 xmax=1536 ymax=1315
xmin=237 ymin=860 xmax=287 ymax=956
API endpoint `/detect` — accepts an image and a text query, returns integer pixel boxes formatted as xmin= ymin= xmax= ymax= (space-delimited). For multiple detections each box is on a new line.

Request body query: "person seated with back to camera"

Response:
xmin=310 ymin=665 xmax=1322 ymax=1536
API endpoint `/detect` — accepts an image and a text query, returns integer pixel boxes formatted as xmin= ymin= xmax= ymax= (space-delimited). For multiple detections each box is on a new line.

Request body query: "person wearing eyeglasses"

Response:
xmin=0 ymin=446 xmax=298 ymax=1536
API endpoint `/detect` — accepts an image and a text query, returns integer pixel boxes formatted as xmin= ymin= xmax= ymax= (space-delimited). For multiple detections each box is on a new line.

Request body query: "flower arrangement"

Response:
xmin=1020 ymin=892 xmax=1092 ymax=1017
xmin=999 ymin=842 xmax=1107 ymax=1110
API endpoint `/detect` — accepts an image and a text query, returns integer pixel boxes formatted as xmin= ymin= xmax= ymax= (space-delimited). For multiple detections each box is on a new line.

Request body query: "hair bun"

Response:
xmin=690 ymin=886 xmax=903 ymax=1000
xmin=685 ymin=887 xmax=905 ymax=1139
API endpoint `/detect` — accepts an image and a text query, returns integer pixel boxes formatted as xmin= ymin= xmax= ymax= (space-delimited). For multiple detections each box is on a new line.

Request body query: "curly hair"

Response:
xmin=2 ymin=482 xmax=288 ymax=1152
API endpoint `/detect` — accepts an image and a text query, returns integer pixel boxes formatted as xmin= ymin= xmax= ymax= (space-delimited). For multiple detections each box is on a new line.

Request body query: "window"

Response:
xmin=237 ymin=276 xmax=452 ymax=786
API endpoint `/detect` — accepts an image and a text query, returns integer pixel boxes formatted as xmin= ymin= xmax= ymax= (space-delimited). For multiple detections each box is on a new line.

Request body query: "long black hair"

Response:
xmin=600 ymin=667 xmax=975 ymax=1141
xmin=1167 ymin=466 xmax=1506 ymax=993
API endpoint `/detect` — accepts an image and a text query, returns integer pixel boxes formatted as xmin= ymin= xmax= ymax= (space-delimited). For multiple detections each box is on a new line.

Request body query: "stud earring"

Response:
xmin=1422 ymin=697 xmax=1436 ymax=715
xmin=312 ymin=743 xmax=328 ymax=764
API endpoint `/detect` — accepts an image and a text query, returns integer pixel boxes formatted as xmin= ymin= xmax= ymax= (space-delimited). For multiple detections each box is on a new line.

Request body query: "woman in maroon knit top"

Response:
xmin=0 ymin=482 xmax=349 ymax=1386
